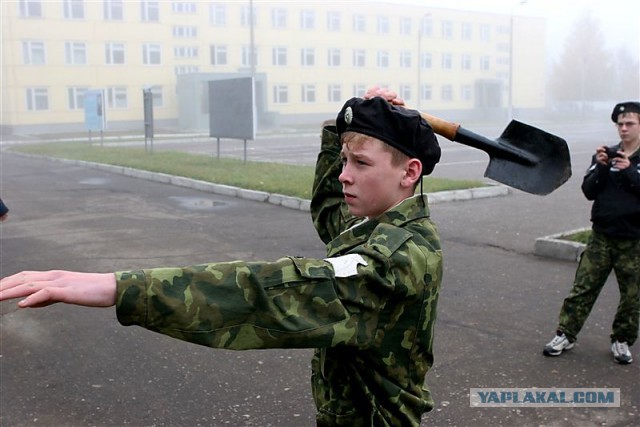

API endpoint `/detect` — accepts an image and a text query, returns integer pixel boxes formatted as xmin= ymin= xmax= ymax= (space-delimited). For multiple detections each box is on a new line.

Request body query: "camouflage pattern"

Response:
xmin=558 ymin=230 xmax=640 ymax=346
xmin=114 ymin=124 xmax=442 ymax=427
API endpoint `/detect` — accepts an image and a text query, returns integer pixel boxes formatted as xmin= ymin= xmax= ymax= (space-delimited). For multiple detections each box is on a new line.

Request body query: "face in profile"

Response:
xmin=339 ymin=136 xmax=415 ymax=218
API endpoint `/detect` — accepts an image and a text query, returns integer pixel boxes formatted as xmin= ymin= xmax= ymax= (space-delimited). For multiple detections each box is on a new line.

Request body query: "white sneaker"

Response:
xmin=611 ymin=341 xmax=633 ymax=364
xmin=543 ymin=333 xmax=574 ymax=356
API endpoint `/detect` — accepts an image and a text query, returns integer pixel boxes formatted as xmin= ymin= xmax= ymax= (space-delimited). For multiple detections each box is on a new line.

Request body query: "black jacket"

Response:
xmin=582 ymin=144 xmax=640 ymax=239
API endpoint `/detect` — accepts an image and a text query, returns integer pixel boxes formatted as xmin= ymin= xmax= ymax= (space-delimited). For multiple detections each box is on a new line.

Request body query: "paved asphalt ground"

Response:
xmin=1 ymin=120 xmax=638 ymax=426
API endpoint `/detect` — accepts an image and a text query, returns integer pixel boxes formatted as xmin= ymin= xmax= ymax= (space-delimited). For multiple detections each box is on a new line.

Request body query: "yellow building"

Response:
xmin=0 ymin=0 xmax=546 ymax=134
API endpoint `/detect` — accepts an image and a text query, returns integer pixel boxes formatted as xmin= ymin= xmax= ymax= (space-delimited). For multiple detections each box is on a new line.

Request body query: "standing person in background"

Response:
xmin=543 ymin=101 xmax=640 ymax=364
xmin=1 ymin=92 xmax=443 ymax=426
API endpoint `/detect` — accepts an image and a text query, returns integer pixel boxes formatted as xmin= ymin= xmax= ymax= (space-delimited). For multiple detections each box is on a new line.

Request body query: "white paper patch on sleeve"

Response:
xmin=324 ymin=254 xmax=368 ymax=278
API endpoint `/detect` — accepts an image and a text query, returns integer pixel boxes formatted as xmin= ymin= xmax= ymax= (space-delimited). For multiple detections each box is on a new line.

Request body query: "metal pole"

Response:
xmin=508 ymin=0 xmax=526 ymax=121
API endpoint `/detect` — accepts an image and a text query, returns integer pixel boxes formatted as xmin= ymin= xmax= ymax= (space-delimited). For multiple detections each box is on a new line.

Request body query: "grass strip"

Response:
xmin=11 ymin=142 xmax=487 ymax=200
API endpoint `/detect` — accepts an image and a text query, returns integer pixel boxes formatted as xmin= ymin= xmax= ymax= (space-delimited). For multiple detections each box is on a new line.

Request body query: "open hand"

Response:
xmin=363 ymin=85 xmax=406 ymax=107
xmin=0 ymin=270 xmax=117 ymax=308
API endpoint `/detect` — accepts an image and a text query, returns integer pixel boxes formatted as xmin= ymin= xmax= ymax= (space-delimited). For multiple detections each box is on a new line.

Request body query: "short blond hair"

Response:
xmin=341 ymin=131 xmax=411 ymax=167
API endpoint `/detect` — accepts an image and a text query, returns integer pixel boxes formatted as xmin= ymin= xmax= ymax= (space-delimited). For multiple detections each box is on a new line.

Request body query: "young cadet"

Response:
xmin=0 ymin=95 xmax=442 ymax=426
xmin=543 ymin=101 xmax=640 ymax=364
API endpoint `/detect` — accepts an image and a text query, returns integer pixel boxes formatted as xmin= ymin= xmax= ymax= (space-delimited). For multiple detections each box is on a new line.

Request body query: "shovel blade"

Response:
xmin=484 ymin=120 xmax=572 ymax=195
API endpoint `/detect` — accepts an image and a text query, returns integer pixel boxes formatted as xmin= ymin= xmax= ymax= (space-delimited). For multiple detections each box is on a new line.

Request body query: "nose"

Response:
xmin=339 ymin=165 xmax=352 ymax=185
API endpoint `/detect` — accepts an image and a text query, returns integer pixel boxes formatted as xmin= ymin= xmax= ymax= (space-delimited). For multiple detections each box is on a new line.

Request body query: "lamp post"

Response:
xmin=508 ymin=0 xmax=526 ymax=121
xmin=417 ymin=13 xmax=430 ymax=111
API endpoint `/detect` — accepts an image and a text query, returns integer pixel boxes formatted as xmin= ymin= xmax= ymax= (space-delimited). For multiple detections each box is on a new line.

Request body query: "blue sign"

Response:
xmin=84 ymin=90 xmax=106 ymax=131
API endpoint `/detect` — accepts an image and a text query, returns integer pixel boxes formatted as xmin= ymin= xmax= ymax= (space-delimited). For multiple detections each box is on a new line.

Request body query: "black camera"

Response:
xmin=605 ymin=147 xmax=623 ymax=159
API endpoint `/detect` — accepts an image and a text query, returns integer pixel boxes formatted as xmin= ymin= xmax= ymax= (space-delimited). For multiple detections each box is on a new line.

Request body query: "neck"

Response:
xmin=622 ymin=137 xmax=640 ymax=155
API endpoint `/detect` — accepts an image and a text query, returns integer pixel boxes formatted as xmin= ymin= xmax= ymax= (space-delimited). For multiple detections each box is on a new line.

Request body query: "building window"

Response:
xmin=150 ymin=87 xmax=163 ymax=107
xmin=399 ymin=85 xmax=411 ymax=101
xmin=272 ymin=47 xmax=287 ymax=66
xmin=271 ymin=7 xmax=286 ymax=28
xmin=376 ymin=51 xmax=389 ymax=68
xmin=143 ymin=43 xmax=161 ymax=65
xmin=20 ymin=0 xmax=42 ymax=18
xmin=174 ymin=46 xmax=198 ymax=58
xmin=479 ymin=24 xmax=491 ymax=42
xmin=301 ymin=48 xmax=315 ymax=66
xmin=353 ymin=49 xmax=365 ymax=67
xmin=352 ymin=84 xmax=366 ymax=97
xmin=400 ymin=50 xmax=412 ymax=68
xmin=441 ymin=53 xmax=452 ymax=69
xmin=273 ymin=85 xmax=288 ymax=104
xmin=210 ymin=45 xmax=227 ymax=65
xmin=26 ymin=87 xmax=48 ymax=111
xmin=461 ymin=84 xmax=472 ymax=101
xmin=480 ymin=55 xmax=490 ymax=70
xmin=420 ymin=18 xmax=432 ymax=37
xmin=173 ymin=26 xmax=197 ymax=38
xmin=67 ymin=87 xmax=88 ymax=110
xmin=103 ymin=0 xmax=123 ymax=20
xmin=107 ymin=86 xmax=128 ymax=108
xmin=209 ymin=3 xmax=225 ymax=25
xmin=22 ymin=41 xmax=45 ymax=65
xmin=65 ymin=42 xmax=87 ymax=65
xmin=461 ymin=22 xmax=472 ymax=39
xmin=353 ymin=14 xmax=365 ymax=32
xmin=64 ymin=0 xmax=85 ymax=19
xmin=300 ymin=10 xmax=315 ymax=29
xmin=420 ymin=52 xmax=432 ymax=69
xmin=376 ymin=16 xmax=389 ymax=34
xmin=461 ymin=53 xmax=471 ymax=70
xmin=441 ymin=21 xmax=453 ymax=39
xmin=420 ymin=84 xmax=432 ymax=101
xmin=141 ymin=0 xmax=159 ymax=22
xmin=328 ymin=84 xmax=341 ymax=102
xmin=441 ymin=85 xmax=453 ymax=101
xmin=241 ymin=45 xmax=258 ymax=67
xmin=174 ymin=65 xmax=199 ymax=75
xmin=328 ymin=48 xmax=341 ymax=67
xmin=301 ymin=84 xmax=316 ymax=103
xmin=399 ymin=17 xmax=411 ymax=35
xmin=241 ymin=5 xmax=256 ymax=27
xmin=171 ymin=2 xmax=196 ymax=13
xmin=327 ymin=11 xmax=340 ymax=31
xmin=105 ymin=42 xmax=125 ymax=64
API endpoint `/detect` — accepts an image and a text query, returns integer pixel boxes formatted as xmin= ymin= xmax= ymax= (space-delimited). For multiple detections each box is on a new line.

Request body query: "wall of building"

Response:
xmin=0 ymin=1 xmax=547 ymax=135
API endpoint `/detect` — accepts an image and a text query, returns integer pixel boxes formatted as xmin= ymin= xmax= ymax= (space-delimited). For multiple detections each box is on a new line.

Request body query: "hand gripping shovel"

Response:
xmin=421 ymin=112 xmax=572 ymax=195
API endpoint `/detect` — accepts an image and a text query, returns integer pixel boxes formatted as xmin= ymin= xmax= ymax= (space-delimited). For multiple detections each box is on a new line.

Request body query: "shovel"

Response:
xmin=420 ymin=112 xmax=572 ymax=195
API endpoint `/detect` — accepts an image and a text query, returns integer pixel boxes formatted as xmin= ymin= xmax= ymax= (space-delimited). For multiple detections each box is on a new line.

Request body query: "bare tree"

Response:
xmin=548 ymin=11 xmax=615 ymax=105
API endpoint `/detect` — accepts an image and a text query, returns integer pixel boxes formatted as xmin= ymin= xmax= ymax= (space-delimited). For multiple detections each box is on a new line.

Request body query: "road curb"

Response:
xmin=10 ymin=152 xmax=509 ymax=212
xmin=534 ymin=228 xmax=588 ymax=262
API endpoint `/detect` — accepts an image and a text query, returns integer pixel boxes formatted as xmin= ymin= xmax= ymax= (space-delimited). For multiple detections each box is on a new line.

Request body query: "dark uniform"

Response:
xmin=114 ymin=98 xmax=443 ymax=426
xmin=557 ymin=104 xmax=640 ymax=347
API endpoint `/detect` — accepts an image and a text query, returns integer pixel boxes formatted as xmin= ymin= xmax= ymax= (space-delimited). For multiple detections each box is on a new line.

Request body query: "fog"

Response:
xmin=414 ymin=0 xmax=640 ymax=63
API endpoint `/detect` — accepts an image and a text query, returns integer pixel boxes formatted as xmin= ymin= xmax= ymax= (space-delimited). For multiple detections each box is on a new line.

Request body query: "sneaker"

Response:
xmin=611 ymin=341 xmax=633 ymax=364
xmin=543 ymin=333 xmax=574 ymax=356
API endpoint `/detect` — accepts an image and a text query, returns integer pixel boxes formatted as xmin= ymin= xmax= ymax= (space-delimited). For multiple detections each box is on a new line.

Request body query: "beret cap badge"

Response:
xmin=344 ymin=106 xmax=353 ymax=125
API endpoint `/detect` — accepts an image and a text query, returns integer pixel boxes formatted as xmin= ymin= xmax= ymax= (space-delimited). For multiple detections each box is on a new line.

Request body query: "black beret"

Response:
xmin=611 ymin=101 xmax=640 ymax=122
xmin=336 ymin=97 xmax=441 ymax=175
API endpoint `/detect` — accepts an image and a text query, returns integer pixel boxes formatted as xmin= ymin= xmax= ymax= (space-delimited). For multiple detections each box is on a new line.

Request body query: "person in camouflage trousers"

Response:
xmin=1 ymin=92 xmax=443 ymax=426
xmin=543 ymin=101 xmax=640 ymax=364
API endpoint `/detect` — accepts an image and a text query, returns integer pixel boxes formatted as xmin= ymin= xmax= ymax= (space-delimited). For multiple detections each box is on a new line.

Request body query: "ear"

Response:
xmin=401 ymin=159 xmax=422 ymax=188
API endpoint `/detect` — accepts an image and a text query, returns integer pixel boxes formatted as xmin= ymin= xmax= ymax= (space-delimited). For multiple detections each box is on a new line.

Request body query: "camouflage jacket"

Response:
xmin=114 ymin=125 xmax=442 ymax=427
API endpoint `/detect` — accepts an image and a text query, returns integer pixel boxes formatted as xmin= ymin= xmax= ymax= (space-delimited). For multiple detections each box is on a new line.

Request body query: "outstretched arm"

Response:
xmin=0 ymin=270 xmax=116 ymax=308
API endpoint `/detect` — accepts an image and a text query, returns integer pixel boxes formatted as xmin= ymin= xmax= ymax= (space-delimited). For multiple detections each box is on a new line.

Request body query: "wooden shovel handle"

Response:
xmin=419 ymin=111 xmax=461 ymax=141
